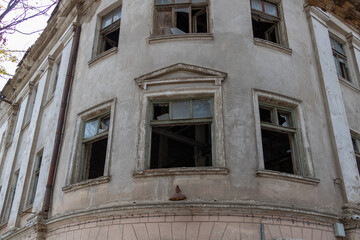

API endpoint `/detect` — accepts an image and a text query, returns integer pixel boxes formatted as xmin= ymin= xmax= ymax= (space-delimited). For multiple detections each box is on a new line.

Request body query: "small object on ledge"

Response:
xmin=169 ymin=185 xmax=187 ymax=201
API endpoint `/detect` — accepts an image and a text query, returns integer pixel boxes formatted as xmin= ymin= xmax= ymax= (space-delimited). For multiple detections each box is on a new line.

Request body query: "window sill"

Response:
xmin=133 ymin=167 xmax=229 ymax=178
xmin=42 ymin=95 xmax=54 ymax=109
xmin=21 ymin=121 xmax=30 ymax=132
xmin=339 ymin=77 xmax=360 ymax=94
xmin=62 ymin=176 xmax=110 ymax=193
xmin=253 ymin=38 xmax=292 ymax=55
xmin=149 ymin=33 xmax=214 ymax=44
xmin=18 ymin=205 xmax=33 ymax=216
xmin=0 ymin=221 xmax=7 ymax=230
xmin=256 ymin=170 xmax=320 ymax=185
xmin=88 ymin=47 xmax=118 ymax=67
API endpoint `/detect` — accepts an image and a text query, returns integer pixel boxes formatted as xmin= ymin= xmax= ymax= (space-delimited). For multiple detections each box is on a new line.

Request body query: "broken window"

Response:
xmin=251 ymin=0 xmax=281 ymax=44
xmin=99 ymin=7 xmax=121 ymax=53
xmin=330 ymin=36 xmax=351 ymax=81
xmin=1 ymin=171 xmax=18 ymax=223
xmin=259 ymin=104 xmax=302 ymax=175
xmin=80 ymin=114 xmax=110 ymax=180
xmin=154 ymin=0 xmax=209 ymax=36
xmin=150 ymin=99 xmax=213 ymax=168
xmin=26 ymin=150 xmax=43 ymax=207
xmin=351 ymin=136 xmax=360 ymax=174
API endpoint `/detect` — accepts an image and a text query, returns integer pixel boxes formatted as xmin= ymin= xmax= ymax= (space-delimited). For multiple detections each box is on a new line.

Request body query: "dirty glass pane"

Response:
xmin=84 ymin=119 xmax=98 ymax=139
xmin=175 ymin=0 xmax=189 ymax=3
xmin=154 ymin=103 xmax=169 ymax=120
xmin=352 ymin=137 xmax=359 ymax=153
xmin=102 ymin=13 xmax=113 ymax=29
xmin=259 ymin=107 xmax=272 ymax=123
xmin=277 ymin=111 xmax=292 ymax=127
xmin=172 ymin=101 xmax=190 ymax=119
xmin=335 ymin=41 xmax=345 ymax=55
xmin=264 ymin=1 xmax=278 ymax=16
xmin=192 ymin=0 xmax=207 ymax=2
xmin=99 ymin=117 xmax=110 ymax=133
xmin=193 ymin=99 xmax=211 ymax=118
xmin=251 ymin=0 xmax=262 ymax=12
xmin=157 ymin=0 xmax=172 ymax=4
xmin=113 ymin=7 xmax=122 ymax=22
xmin=330 ymin=37 xmax=336 ymax=50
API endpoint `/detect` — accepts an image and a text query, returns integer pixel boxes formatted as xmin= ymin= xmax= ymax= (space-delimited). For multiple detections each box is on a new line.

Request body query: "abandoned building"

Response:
xmin=0 ymin=0 xmax=359 ymax=239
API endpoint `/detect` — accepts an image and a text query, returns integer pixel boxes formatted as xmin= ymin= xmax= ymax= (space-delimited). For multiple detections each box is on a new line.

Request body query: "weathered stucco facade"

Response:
xmin=0 ymin=0 xmax=359 ymax=239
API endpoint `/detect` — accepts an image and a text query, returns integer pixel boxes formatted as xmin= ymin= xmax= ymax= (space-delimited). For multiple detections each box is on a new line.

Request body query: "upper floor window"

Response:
xmin=26 ymin=150 xmax=43 ymax=207
xmin=154 ymin=0 xmax=209 ymax=36
xmin=250 ymin=0 xmax=284 ymax=45
xmin=150 ymin=99 xmax=213 ymax=168
xmin=1 ymin=171 xmax=18 ymax=224
xmin=99 ymin=7 xmax=121 ymax=53
xmin=330 ymin=36 xmax=351 ymax=81
xmin=352 ymin=136 xmax=360 ymax=174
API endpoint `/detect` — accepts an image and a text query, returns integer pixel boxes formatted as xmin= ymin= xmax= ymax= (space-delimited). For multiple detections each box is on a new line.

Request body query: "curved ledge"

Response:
xmin=256 ymin=170 xmax=320 ymax=185
xmin=88 ymin=47 xmax=117 ymax=67
xmin=253 ymin=38 xmax=292 ymax=55
xmin=339 ymin=77 xmax=360 ymax=94
xmin=133 ymin=167 xmax=229 ymax=178
xmin=62 ymin=176 xmax=110 ymax=193
xmin=149 ymin=33 xmax=214 ymax=44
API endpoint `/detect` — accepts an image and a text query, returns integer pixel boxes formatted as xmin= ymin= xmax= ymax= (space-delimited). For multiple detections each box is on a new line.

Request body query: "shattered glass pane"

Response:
xmin=154 ymin=103 xmax=169 ymax=120
xmin=193 ymin=99 xmax=211 ymax=118
xmin=84 ymin=119 xmax=98 ymax=138
xmin=277 ymin=111 xmax=292 ymax=127
xmin=172 ymin=101 xmax=190 ymax=119
xmin=175 ymin=8 xmax=190 ymax=33
xmin=99 ymin=117 xmax=110 ymax=133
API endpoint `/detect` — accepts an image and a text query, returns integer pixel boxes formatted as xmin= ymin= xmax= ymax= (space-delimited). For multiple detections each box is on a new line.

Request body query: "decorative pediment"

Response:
xmin=134 ymin=63 xmax=227 ymax=90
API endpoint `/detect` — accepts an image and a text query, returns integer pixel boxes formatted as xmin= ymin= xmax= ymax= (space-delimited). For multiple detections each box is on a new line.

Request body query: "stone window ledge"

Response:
xmin=88 ymin=47 xmax=117 ymax=67
xmin=339 ymin=77 xmax=360 ymax=94
xmin=256 ymin=170 xmax=320 ymax=185
xmin=254 ymin=38 xmax=292 ymax=55
xmin=18 ymin=205 xmax=33 ymax=216
xmin=133 ymin=167 xmax=229 ymax=178
xmin=149 ymin=33 xmax=214 ymax=44
xmin=62 ymin=176 xmax=110 ymax=193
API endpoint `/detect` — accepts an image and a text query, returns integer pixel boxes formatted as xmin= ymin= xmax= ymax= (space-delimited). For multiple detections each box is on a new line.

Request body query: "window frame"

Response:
xmin=253 ymin=90 xmax=314 ymax=178
xmin=153 ymin=0 xmax=210 ymax=36
xmin=250 ymin=0 xmax=288 ymax=47
xmin=22 ymin=83 xmax=38 ymax=129
xmin=149 ymin=98 xmax=215 ymax=169
xmin=351 ymin=135 xmax=360 ymax=174
xmin=25 ymin=149 xmax=43 ymax=208
xmin=329 ymin=36 xmax=351 ymax=82
xmin=98 ymin=6 xmax=122 ymax=54
xmin=1 ymin=171 xmax=19 ymax=224
xmin=259 ymin=103 xmax=303 ymax=175
xmin=66 ymin=99 xmax=116 ymax=187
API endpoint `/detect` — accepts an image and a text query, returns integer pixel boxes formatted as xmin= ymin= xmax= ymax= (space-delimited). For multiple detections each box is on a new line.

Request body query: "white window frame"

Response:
xmin=253 ymin=89 xmax=314 ymax=178
xmin=65 ymin=98 xmax=116 ymax=187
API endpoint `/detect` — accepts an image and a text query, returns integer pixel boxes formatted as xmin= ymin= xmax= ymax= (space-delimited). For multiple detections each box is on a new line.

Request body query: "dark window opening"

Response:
xmin=150 ymin=124 xmax=212 ymax=168
xmin=99 ymin=7 xmax=121 ymax=54
xmin=154 ymin=1 xmax=209 ymax=36
xmin=101 ymin=28 xmax=120 ymax=52
xmin=252 ymin=17 xmax=278 ymax=43
xmin=154 ymin=103 xmax=169 ymax=120
xmin=262 ymin=129 xmax=294 ymax=174
xmin=86 ymin=137 xmax=108 ymax=179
